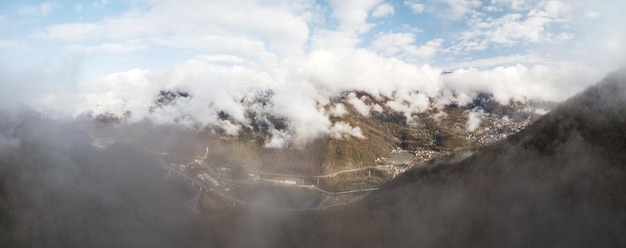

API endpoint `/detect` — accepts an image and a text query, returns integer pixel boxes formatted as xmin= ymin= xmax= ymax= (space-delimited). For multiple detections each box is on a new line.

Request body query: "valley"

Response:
xmin=87 ymin=94 xmax=540 ymax=212
xmin=1 ymin=1 xmax=624 ymax=247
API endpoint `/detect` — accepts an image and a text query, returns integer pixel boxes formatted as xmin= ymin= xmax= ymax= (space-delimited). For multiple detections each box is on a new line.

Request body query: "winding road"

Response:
xmin=163 ymin=162 xmax=378 ymax=212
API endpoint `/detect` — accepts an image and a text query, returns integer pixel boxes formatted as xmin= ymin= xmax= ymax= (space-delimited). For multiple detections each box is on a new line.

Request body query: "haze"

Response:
xmin=1 ymin=1 xmax=626 ymax=247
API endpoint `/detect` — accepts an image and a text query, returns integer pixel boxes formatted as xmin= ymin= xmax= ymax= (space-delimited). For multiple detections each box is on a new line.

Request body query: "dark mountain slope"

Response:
xmin=0 ymin=111 xmax=220 ymax=248
xmin=274 ymin=70 xmax=626 ymax=247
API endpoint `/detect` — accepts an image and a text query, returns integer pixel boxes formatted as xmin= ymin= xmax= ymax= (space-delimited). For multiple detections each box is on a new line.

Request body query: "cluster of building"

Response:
xmin=374 ymin=148 xmax=451 ymax=176
xmin=372 ymin=114 xmax=532 ymax=177
xmin=413 ymin=149 xmax=450 ymax=164
xmin=214 ymin=166 xmax=233 ymax=179
xmin=264 ymin=177 xmax=301 ymax=185
xmin=91 ymin=138 xmax=115 ymax=149
xmin=197 ymin=172 xmax=220 ymax=186
xmin=464 ymin=113 xmax=530 ymax=145
xmin=375 ymin=164 xmax=407 ymax=177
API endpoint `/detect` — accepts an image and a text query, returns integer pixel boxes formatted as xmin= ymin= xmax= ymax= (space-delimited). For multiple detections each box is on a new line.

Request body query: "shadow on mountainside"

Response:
xmin=273 ymin=70 xmax=626 ymax=247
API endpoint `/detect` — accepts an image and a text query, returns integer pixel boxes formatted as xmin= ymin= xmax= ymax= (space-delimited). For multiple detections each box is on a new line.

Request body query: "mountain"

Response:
xmin=0 ymin=109 xmax=212 ymax=248
xmin=83 ymin=90 xmax=543 ymax=181
xmin=80 ymin=91 xmax=542 ymax=193
xmin=267 ymin=69 xmax=626 ymax=247
xmin=2 ymin=70 xmax=623 ymax=247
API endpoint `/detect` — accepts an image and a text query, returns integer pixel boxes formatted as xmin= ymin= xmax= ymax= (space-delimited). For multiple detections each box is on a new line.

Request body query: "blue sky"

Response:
xmin=0 ymin=0 xmax=625 ymax=144
xmin=2 ymin=0 xmax=623 ymax=77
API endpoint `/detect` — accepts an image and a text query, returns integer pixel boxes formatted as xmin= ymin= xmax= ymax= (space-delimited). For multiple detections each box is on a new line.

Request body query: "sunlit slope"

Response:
xmin=85 ymin=91 xmax=539 ymax=176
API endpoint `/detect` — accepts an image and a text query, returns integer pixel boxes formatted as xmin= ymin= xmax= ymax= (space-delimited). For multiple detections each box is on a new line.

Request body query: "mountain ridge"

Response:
xmin=272 ymin=69 xmax=626 ymax=247
xmin=84 ymin=90 xmax=544 ymax=175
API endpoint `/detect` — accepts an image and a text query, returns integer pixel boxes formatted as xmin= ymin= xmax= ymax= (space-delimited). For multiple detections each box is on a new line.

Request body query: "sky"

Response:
xmin=0 ymin=0 xmax=625 ymax=145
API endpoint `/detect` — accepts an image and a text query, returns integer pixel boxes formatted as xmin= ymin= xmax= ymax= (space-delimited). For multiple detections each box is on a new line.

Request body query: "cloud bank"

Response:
xmin=0 ymin=0 xmax=624 ymax=146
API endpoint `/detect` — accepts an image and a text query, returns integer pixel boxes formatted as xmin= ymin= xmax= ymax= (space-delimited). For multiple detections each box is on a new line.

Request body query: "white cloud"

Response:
xmin=605 ymin=40 xmax=620 ymax=50
xmin=0 ymin=39 xmax=29 ymax=50
xmin=329 ymin=121 xmax=366 ymax=140
xmin=371 ymin=104 xmax=383 ymax=113
xmin=385 ymin=91 xmax=430 ymax=123
xmin=329 ymin=0 xmax=382 ymax=33
xmin=35 ymin=23 xmax=102 ymax=41
xmin=491 ymin=0 xmax=530 ymax=11
xmin=6 ymin=0 xmax=624 ymax=148
xmin=195 ymin=55 xmax=256 ymax=67
xmin=432 ymin=110 xmax=448 ymax=123
xmin=304 ymin=48 xmax=444 ymax=98
xmin=19 ymin=1 xmax=61 ymax=17
xmin=585 ymin=11 xmax=598 ymax=18
xmin=534 ymin=0 xmax=570 ymax=19
xmin=264 ymin=129 xmax=291 ymax=148
xmin=33 ymin=1 xmax=311 ymax=59
xmin=219 ymin=120 xmax=241 ymax=136
xmin=415 ymin=38 xmax=444 ymax=58
xmin=270 ymin=81 xmax=332 ymax=145
xmin=92 ymin=0 xmax=110 ymax=8
xmin=404 ymin=1 xmax=425 ymax=14
xmin=442 ymin=63 xmax=604 ymax=104
xmin=371 ymin=32 xmax=415 ymax=56
xmin=329 ymin=103 xmax=349 ymax=117
xmin=483 ymin=5 xmax=501 ymax=12
xmin=488 ymin=13 xmax=545 ymax=42
xmin=439 ymin=0 xmax=482 ymax=19
xmin=445 ymin=53 xmax=554 ymax=69
xmin=372 ymin=3 xmax=395 ymax=17
xmin=554 ymin=32 xmax=573 ymax=41
xmin=449 ymin=1 xmax=576 ymax=53
xmin=68 ymin=50 xmax=441 ymax=146
xmin=68 ymin=41 xmax=147 ymax=53
xmin=309 ymin=30 xmax=361 ymax=52
xmin=466 ymin=108 xmax=483 ymax=131
xmin=346 ymin=93 xmax=371 ymax=117
xmin=370 ymin=32 xmax=443 ymax=60
xmin=25 ymin=48 xmax=607 ymax=148
xmin=154 ymin=35 xmax=279 ymax=65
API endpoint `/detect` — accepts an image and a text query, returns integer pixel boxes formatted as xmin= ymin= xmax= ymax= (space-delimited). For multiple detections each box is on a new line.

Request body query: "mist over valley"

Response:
xmin=1 ymin=0 xmax=626 ymax=247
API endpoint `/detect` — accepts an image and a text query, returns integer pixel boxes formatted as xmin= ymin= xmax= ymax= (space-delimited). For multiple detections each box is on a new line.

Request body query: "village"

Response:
xmin=458 ymin=112 xmax=531 ymax=146
xmin=160 ymin=111 xmax=533 ymax=199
